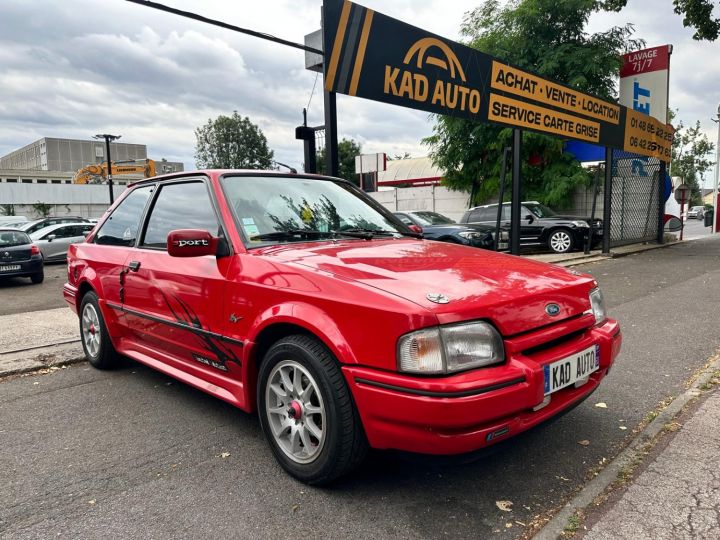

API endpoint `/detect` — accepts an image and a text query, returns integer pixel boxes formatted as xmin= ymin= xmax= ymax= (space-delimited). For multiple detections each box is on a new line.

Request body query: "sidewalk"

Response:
xmin=583 ymin=389 xmax=720 ymax=539
xmin=0 ymin=307 xmax=83 ymax=376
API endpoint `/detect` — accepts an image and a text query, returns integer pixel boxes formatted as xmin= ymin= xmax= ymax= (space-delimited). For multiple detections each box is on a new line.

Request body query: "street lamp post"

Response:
xmin=93 ymin=134 xmax=121 ymax=204
xmin=713 ymin=106 xmax=720 ymax=233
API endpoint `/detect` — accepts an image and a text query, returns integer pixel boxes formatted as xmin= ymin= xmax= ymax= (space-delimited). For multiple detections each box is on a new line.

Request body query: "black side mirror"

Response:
xmin=524 ymin=214 xmax=534 ymax=223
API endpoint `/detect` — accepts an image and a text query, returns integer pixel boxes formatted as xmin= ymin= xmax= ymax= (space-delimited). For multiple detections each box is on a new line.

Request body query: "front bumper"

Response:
xmin=344 ymin=317 xmax=621 ymax=454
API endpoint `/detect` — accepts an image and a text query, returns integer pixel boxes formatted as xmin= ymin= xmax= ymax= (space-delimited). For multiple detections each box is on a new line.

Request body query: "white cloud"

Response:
xmin=0 ymin=0 xmax=717 ymax=176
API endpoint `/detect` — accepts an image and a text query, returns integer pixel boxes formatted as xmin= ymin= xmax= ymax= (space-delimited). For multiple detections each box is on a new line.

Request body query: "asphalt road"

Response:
xmin=2 ymin=237 xmax=720 ymax=538
xmin=0 ymin=262 xmax=67 ymax=315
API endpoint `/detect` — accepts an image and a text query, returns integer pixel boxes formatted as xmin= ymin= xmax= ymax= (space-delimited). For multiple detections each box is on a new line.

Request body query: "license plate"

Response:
xmin=544 ymin=344 xmax=600 ymax=395
xmin=0 ymin=264 xmax=21 ymax=272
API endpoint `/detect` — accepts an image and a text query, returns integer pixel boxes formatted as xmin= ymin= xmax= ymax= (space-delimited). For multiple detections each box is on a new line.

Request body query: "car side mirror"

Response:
xmin=524 ymin=214 xmax=534 ymax=223
xmin=47 ymin=234 xmax=56 ymax=242
xmin=167 ymin=229 xmax=224 ymax=257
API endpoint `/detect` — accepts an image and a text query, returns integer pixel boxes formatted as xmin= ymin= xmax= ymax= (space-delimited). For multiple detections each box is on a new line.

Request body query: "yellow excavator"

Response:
xmin=73 ymin=159 xmax=157 ymax=184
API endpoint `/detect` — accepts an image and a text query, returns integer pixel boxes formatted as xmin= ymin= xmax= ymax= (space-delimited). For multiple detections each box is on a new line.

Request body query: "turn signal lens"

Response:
xmin=398 ymin=328 xmax=443 ymax=374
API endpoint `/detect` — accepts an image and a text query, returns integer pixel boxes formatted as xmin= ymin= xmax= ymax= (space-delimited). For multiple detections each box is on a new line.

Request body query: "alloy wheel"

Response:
xmin=550 ymin=231 xmax=572 ymax=253
xmin=81 ymin=303 xmax=101 ymax=358
xmin=265 ymin=360 xmax=326 ymax=464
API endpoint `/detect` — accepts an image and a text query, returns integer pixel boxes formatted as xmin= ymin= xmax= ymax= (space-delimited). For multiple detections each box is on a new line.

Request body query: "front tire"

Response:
xmin=79 ymin=291 xmax=120 ymax=369
xmin=257 ymin=335 xmax=368 ymax=485
xmin=548 ymin=228 xmax=574 ymax=253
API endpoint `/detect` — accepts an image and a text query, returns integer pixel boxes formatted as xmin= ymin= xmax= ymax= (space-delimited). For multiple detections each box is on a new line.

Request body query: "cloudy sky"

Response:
xmin=1 ymin=0 xmax=718 ymax=184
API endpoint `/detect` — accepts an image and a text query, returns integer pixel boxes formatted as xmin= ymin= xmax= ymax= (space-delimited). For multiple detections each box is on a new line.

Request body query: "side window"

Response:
xmin=470 ymin=208 xmax=492 ymax=222
xmin=142 ymin=181 xmax=219 ymax=249
xmin=395 ymin=214 xmax=413 ymax=226
xmin=54 ymin=226 xmax=75 ymax=239
xmin=95 ymin=185 xmax=153 ymax=246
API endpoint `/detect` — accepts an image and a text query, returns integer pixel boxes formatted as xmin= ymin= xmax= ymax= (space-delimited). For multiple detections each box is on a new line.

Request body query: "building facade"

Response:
xmin=0 ymin=137 xmax=184 ymax=175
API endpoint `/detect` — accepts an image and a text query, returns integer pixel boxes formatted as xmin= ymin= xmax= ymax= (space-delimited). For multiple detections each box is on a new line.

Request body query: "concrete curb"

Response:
xmin=0 ymin=341 xmax=86 ymax=378
xmin=533 ymin=352 xmax=720 ymax=540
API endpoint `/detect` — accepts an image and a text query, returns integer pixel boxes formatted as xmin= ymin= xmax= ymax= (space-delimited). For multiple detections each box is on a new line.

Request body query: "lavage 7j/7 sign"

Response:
xmin=323 ymin=0 xmax=673 ymax=161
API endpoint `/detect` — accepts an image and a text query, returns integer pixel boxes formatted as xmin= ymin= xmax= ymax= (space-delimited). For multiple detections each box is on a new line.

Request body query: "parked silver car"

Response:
xmin=30 ymin=222 xmax=95 ymax=262
xmin=687 ymin=206 xmax=705 ymax=220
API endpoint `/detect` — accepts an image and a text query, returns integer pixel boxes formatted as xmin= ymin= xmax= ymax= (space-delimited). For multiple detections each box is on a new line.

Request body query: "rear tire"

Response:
xmin=79 ymin=291 xmax=120 ymax=369
xmin=30 ymin=270 xmax=44 ymax=284
xmin=257 ymin=335 xmax=368 ymax=485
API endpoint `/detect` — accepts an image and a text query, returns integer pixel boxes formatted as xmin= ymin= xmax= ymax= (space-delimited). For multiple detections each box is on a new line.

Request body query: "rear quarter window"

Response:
xmin=95 ymin=185 xmax=154 ymax=246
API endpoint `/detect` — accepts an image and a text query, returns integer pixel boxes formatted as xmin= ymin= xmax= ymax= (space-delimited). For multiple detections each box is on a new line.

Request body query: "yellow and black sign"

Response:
xmin=323 ymin=0 xmax=673 ymax=161
xmin=490 ymin=62 xmax=620 ymax=125
xmin=489 ymin=94 xmax=601 ymax=143
xmin=624 ymin=109 xmax=673 ymax=161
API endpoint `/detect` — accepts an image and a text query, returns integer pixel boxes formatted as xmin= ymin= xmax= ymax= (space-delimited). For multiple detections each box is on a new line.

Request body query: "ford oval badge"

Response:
xmin=545 ymin=303 xmax=561 ymax=316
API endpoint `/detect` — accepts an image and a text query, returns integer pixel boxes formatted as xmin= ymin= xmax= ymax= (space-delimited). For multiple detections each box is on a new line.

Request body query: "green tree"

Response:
xmin=669 ymin=110 xmax=715 ymax=205
xmin=424 ymin=0 xmax=643 ymax=208
xmin=194 ymin=111 xmax=274 ymax=169
xmin=32 ymin=202 xmax=52 ymax=218
xmin=317 ymin=138 xmax=362 ymax=184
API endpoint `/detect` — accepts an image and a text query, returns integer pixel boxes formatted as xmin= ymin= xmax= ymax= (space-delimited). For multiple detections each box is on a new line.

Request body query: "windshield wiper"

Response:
xmin=250 ymin=229 xmax=373 ymax=241
xmin=341 ymin=227 xmax=422 ymax=239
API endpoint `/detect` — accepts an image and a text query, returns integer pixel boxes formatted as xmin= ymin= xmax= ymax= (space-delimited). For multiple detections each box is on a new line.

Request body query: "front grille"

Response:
xmin=521 ymin=327 xmax=587 ymax=357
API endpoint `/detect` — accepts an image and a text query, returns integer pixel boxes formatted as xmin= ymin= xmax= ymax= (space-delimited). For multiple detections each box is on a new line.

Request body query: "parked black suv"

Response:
xmin=460 ymin=202 xmax=602 ymax=253
xmin=394 ymin=210 xmax=509 ymax=250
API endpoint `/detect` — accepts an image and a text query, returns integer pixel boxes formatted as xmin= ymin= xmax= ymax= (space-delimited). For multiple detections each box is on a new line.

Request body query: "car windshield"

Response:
xmin=410 ymin=211 xmax=454 ymax=226
xmin=221 ymin=175 xmax=404 ymax=246
xmin=526 ymin=203 xmax=557 ymax=218
xmin=0 ymin=230 xmax=31 ymax=247
xmin=17 ymin=220 xmax=42 ymax=232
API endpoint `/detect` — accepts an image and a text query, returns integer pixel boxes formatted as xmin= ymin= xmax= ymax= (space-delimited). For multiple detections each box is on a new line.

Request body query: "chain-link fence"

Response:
xmin=609 ymin=151 xmax=660 ymax=247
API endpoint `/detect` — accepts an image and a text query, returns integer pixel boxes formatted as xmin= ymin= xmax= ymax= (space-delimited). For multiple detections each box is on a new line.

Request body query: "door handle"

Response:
xmin=128 ymin=261 xmax=141 ymax=272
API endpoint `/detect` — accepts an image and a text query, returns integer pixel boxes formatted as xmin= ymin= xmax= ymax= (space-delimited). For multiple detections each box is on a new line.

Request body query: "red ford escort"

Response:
xmin=64 ymin=171 xmax=621 ymax=484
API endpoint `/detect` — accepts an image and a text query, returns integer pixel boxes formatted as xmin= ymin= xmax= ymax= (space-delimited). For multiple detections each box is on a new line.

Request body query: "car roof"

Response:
xmin=30 ymin=222 xmax=93 ymax=236
xmin=0 ymin=227 xmax=30 ymax=234
xmin=128 ymin=169 xmax=348 ymax=187
xmin=467 ymin=201 xmax=541 ymax=210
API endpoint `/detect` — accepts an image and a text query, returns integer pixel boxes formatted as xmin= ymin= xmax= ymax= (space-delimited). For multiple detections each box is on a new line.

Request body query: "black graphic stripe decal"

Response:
xmin=106 ymin=301 xmax=244 ymax=348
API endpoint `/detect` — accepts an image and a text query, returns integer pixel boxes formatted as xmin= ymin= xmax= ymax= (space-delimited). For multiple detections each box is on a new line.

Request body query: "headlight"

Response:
xmin=397 ymin=322 xmax=505 ymax=374
xmin=571 ymin=220 xmax=589 ymax=228
xmin=458 ymin=230 xmax=484 ymax=239
xmin=589 ymin=287 xmax=606 ymax=324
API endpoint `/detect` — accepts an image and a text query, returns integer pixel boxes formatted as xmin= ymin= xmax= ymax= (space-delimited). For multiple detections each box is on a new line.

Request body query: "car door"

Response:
xmin=82 ymin=184 xmax=156 ymax=336
xmin=40 ymin=225 xmax=75 ymax=261
xmin=520 ymin=205 xmax=545 ymax=244
xmin=120 ymin=178 xmax=241 ymax=390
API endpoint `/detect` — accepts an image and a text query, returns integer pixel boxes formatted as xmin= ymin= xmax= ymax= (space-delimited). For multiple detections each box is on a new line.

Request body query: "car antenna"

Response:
xmin=272 ymin=161 xmax=297 ymax=174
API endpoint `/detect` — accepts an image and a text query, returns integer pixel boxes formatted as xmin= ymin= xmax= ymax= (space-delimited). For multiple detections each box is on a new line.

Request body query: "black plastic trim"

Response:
xmin=354 ymin=376 xmax=526 ymax=398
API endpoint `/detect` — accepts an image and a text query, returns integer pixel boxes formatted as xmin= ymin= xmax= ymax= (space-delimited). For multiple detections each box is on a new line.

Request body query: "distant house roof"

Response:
xmin=377 ymin=156 xmax=444 ymax=186
xmin=702 ymin=188 xmax=714 ymax=197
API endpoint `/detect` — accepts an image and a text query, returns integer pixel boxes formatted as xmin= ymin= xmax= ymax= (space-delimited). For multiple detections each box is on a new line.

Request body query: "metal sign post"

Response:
xmin=510 ymin=130 xmax=522 ymax=255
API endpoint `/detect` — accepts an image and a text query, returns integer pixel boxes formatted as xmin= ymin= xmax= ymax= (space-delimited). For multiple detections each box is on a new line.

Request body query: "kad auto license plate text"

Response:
xmin=544 ymin=344 xmax=600 ymax=395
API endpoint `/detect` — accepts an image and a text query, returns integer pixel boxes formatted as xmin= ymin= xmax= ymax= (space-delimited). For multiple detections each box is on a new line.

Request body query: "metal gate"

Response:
xmin=609 ymin=151 xmax=661 ymax=247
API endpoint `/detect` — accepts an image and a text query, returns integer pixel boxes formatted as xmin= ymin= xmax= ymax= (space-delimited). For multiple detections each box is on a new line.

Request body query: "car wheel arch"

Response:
xmin=76 ymin=281 xmax=96 ymax=311
xmin=243 ymin=308 xmax=357 ymax=410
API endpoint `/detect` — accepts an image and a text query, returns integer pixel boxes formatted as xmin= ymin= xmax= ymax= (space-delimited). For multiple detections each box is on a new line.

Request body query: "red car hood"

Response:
xmin=259 ymin=239 xmax=596 ymax=336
